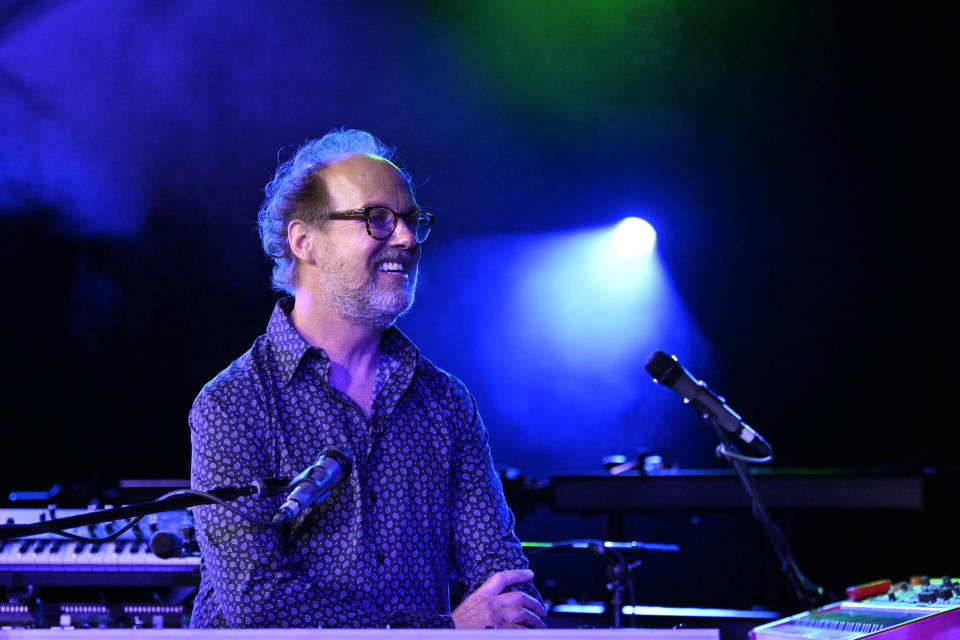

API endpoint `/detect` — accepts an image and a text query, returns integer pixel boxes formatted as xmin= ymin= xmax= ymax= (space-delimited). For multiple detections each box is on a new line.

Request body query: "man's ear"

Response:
xmin=288 ymin=219 xmax=316 ymax=265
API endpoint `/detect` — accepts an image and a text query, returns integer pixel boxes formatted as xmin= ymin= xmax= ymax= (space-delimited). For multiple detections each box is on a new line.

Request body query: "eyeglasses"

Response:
xmin=325 ymin=206 xmax=435 ymax=243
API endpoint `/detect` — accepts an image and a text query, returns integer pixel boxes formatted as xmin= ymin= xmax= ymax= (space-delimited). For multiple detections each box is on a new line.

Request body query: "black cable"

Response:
xmin=716 ymin=427 xmax=823 ymax=607
xmin=5 ymin=515 xmax=144 ymax=543
xmin=716 ymin=442 xmax=774 ymax=464
xmin=0 ymin=487 xmax=285 ymax=544
xmin=154 ymin=489 xmax=280 ymax=528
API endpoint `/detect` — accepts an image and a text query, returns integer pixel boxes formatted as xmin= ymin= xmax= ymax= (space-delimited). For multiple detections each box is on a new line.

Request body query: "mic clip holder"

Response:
xmin=709 ymin=419 xmax=774 ymax=465
xmin=693 ymin=382 xmax=775 ymax=464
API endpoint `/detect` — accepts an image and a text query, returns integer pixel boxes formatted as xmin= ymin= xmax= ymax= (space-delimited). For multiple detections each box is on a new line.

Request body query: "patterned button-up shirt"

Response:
xmin=189 ymin=298 xmax=534 ymax=628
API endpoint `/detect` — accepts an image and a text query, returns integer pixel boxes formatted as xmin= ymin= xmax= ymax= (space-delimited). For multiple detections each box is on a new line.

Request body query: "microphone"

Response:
xmin=644 ymin=350 xmax=773 ymax=459
xmin=272 ymin=447 xmax=353 ymax=524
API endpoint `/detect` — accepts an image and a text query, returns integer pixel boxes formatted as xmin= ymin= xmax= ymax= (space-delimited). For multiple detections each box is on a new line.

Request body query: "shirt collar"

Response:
xmin=266 ymin=297 xmax=420 ymax=390
xmin=267 ymin=297 xmax=314 ymax=386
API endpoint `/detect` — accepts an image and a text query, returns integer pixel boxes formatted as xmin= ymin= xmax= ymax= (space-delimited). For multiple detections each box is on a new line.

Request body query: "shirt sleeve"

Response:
xmin=190 ymin=390 xmax=454 ymax=629
xmin=448 ymin=385 xmax=542 ymax=605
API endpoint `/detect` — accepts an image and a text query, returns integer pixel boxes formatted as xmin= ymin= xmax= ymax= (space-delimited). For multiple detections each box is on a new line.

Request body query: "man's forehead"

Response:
xmin=319 ymin=153 xmax=413 ymax=206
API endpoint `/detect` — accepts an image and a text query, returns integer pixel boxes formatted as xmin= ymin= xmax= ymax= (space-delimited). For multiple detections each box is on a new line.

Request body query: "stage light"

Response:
xmin=612 ymin=217 xmax=656 ymax=257
xmin=400 ymin=223 xmax=712 ymax=478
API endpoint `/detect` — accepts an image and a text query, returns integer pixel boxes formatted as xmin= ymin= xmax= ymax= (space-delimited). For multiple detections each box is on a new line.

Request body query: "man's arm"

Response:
xmin=447 ymin=387 xmax=547 ymax=628
xmin=190 ymin=391 xmax=452 ymax=628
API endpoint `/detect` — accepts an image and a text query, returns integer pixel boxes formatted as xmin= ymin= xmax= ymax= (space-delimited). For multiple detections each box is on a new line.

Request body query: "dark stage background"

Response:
xmin=0 ymin=0 xmax=954 ymax=616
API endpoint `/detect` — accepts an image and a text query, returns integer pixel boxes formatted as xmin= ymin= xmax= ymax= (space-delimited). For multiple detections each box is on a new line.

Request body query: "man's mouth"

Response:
xmin=376 ymin=261 xmax=407 ymax=275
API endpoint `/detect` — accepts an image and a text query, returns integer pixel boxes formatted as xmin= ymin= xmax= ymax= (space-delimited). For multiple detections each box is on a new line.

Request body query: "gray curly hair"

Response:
xmin=257 ymin=129 xmax=413 ymax=294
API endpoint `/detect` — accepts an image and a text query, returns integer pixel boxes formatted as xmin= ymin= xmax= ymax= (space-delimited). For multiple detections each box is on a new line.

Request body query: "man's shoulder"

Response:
xmin=413 ymin=353 xmax=476 ymax=411
xmin=385 ymin=326 xmax=472 ymax=404
xmin=195 ymin=333 xmax=274 ymax=406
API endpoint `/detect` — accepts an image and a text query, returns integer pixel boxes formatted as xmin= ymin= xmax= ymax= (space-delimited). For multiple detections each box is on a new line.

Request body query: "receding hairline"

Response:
xmin=314 ymin=152 xmax=404 ymax=175
xmin=312 ymin=153 xmax=415 ymax=205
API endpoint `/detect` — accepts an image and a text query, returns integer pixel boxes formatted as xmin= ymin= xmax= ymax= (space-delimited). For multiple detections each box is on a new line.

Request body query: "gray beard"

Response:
xmin=319 ymin=262 xmax=418 ymax=330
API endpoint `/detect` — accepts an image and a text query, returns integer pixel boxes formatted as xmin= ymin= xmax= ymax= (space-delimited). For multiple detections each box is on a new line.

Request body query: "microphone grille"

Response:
xmin=644 ymin=350 xmax=681 ymax=385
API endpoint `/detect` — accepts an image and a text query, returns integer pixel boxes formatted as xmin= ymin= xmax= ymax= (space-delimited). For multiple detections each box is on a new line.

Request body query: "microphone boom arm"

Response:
xmin=0 ymin=477 xmax=291 ymax=543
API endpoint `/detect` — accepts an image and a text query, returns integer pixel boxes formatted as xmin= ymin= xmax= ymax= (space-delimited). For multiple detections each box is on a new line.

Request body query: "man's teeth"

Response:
xmin=377 ymin=262 xmax=405 ymax=273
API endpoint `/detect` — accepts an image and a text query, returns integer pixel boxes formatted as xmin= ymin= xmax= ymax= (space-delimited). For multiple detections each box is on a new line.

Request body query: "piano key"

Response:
xmin=73 ymin=541 xmax=107 ymax=567
xmin=39 ymin=539 xmax=72 ymax=567
xmin=0 ymin=540 xmax=20 ymax=565
xmin=20 ymin=540 xmax=46 ymax=566
xmin=1 ymin=508 xmax=200 ymax=586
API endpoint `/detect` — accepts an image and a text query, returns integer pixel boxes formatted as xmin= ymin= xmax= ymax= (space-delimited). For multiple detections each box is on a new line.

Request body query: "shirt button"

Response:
xmin=371 ymin=494 xmax=379 ymax=503
xmin=376 ymin=553 xmax=385 ymax=564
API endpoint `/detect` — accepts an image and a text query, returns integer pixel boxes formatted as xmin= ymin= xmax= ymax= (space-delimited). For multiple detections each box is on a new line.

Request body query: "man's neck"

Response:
xmin=288 ymin=290 xmax=384 ymax=418
xmin=289 ymin=292 xmax=383 ymax=368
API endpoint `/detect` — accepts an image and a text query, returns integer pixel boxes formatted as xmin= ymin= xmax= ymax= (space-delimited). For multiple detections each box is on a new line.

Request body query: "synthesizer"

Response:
xmin=0 ymin=507 xmax=199 ymax=587
xmin=750 ymin=576 xmax=960 ymax=639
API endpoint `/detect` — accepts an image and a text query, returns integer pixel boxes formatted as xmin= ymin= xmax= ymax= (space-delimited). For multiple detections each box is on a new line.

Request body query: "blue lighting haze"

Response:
xmin=400 ymin=225 xmax=714 ymax=478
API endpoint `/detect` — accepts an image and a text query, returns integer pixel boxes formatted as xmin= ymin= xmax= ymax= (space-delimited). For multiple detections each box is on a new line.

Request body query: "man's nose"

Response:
xmin=389 ymin=216 xmax=418 ymax=248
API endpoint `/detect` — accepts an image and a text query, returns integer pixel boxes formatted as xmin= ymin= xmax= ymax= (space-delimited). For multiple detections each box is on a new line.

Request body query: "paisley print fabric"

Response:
xmin=189 ymin=297 xmax=534 ymax=628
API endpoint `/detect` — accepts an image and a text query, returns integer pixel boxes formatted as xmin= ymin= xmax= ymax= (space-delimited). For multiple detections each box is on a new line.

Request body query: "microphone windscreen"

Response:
xmin=644 ymin=350 xmax=678 ymax=381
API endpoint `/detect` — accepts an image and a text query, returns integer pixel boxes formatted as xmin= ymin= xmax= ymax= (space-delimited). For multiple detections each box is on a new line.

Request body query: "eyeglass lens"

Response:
xmin=368 ymin=208 xmax=431 ymax=242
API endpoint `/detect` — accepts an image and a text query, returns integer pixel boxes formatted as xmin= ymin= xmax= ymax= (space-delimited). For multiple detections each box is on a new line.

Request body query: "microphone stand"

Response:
xmin=604 ymin=552 xmax=641 ymax=629
xmin=527 ymin=540 xmax=680 ymax=628
xmin=711 ymin=423 xmax=824 ymax=608
xmin=0 ymin=477 xmax=291 ymax=543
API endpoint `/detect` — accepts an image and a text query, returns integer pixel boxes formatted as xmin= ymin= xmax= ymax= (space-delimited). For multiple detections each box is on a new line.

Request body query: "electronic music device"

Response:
xmin=0 ymin=507 xmax=199 ymax=588
xmin=750 ymin=575 xmax=960 ymax=639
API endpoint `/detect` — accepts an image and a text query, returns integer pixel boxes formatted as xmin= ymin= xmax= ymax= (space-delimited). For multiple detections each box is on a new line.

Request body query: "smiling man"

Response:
xmin=188 ymin=129 xmax=544 ymax=629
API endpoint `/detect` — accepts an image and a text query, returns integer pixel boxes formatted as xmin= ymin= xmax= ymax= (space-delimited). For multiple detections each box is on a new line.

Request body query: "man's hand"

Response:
xmin=451 ymin=569 xmax=547 ymax=629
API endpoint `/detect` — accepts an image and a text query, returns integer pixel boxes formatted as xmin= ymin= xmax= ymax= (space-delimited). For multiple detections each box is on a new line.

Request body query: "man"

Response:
xmin=189 ymin=129 xmax=545 ymax=629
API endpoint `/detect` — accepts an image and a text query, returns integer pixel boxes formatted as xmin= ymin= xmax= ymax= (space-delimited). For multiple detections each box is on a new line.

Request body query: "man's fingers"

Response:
xmin=491 ymin=599 xmax=547 ymax=630
xmin=513 ymin=606 xmax=547 ymax=629
xmin=455 ymin=569 xmax=546 ymax=629
xmin=475 ymin=569 xmax=535 ymax=594
xmin=498 ymin=590 xmax=548 ymax=619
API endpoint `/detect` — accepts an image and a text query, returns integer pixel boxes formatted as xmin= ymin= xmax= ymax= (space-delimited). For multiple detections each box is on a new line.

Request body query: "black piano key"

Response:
xmin=18 ymin=540 xmax=32 ymax=553
xmin=73 ymin=542 xmax=86 ymax=554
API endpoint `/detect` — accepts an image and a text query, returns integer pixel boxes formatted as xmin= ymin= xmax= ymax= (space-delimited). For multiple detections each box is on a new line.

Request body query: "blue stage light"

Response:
xmin=400 ymin=222 xmax=713 ymax=478
xmin=613 ymin=217 xmax=656 ymax=257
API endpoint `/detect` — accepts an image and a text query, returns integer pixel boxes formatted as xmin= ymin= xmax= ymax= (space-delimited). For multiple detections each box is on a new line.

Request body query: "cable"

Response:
xmin=720 ymin=434 xmax=823 ymax=607
xmin=0 ymin=487 xmax=285 ymax=544
xmin=154 ymin=489 xmax=280 ymax=528
xmin=715 ymin=442 xmax=774 ymax=465
xmin=5 ymin=515 xmax=144 ymax=543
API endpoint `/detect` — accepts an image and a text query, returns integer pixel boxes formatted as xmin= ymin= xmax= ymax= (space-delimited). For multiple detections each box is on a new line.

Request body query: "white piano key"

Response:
xmin=0 ymin=538 xmax=199 ymax=573
xmin=44 ymin=540 xmax=73 ymax=567
xmin=0 ymin=541 xmax=20 ymax=566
